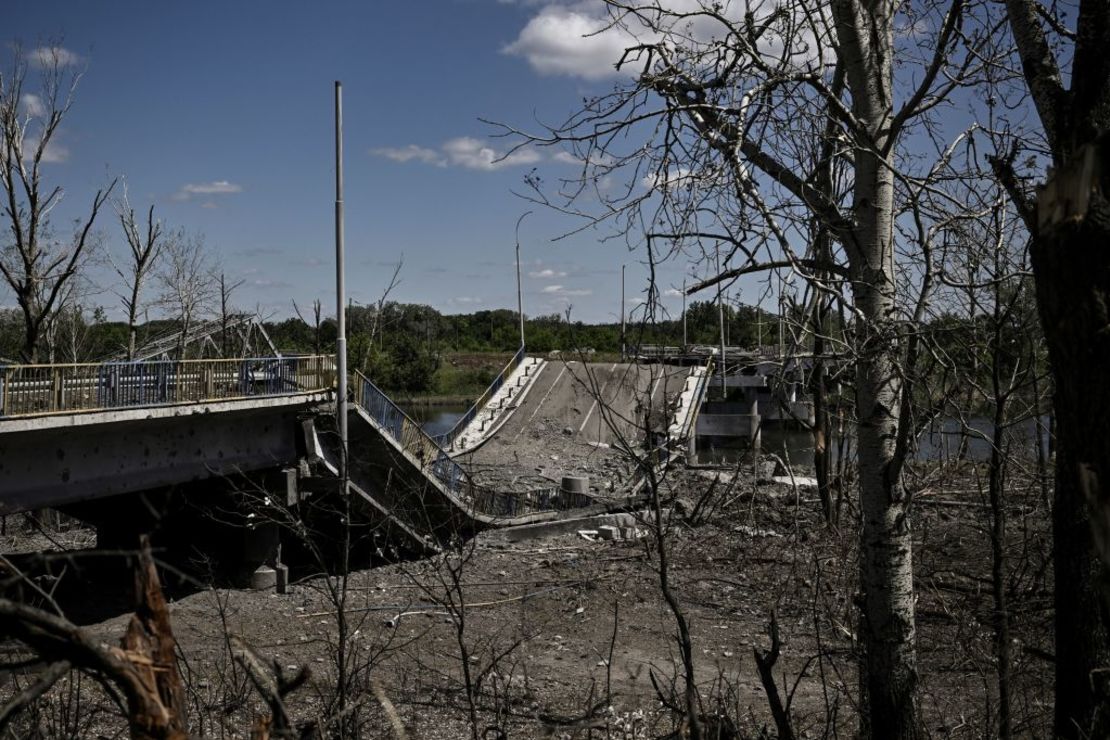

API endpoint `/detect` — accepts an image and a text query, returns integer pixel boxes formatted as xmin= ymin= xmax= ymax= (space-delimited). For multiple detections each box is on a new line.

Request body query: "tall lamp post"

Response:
xmin=515 ymin=211 xmax=531 ymax=349
xmin=682 ymin=278 xmax=687 ymax=348
xmin=620 ymin=264 xmax=626 ymax=361
xmin=334 ymin=81 xmax=348 ymax=477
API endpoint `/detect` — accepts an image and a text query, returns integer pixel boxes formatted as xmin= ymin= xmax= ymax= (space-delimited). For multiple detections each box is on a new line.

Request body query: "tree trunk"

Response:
xmin=851 ymin=155 xmax=918 ymax=739
xmin=988 ymin=402 xmax=1012 ymax=740
xmin=1030 ymin=139 xmax=1110 ymax=737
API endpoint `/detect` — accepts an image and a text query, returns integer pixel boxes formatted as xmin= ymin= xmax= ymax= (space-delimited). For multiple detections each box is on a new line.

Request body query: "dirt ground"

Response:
xmin=0 ymin=462 xmax=1054 ymax=739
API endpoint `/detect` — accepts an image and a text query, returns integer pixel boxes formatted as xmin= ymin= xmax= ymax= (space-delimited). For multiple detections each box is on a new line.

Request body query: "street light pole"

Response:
xmin=334 ymin=81 xmax=348 ymax=477
xmin=515 ymin=211 xmax=531 ymax=349
xmin=620 ymin=264 xmax=626 ymax=361
xmin=682 ymin=278 xmax=687 ymax=348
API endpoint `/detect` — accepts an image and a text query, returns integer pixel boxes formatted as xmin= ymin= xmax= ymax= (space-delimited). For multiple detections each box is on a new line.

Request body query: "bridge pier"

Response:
xmin=64 ymin=470 xmax=288 ymax=588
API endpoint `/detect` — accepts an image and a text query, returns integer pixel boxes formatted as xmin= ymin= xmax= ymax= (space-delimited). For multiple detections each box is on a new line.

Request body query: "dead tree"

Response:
xmin=0 ymin=537 xmax=187 ymax=739
xmin=498 ymin=2 xmax=992 ymax=735
xmin=156 ymin=231 xmax=215 ymax=359
xmin=217 ymin=272 xmax=245 ymax=356
xmin=0 ymin=43 xmax=116 ymax=362
xmin=114 ymin=192 xmax=166 ymax=361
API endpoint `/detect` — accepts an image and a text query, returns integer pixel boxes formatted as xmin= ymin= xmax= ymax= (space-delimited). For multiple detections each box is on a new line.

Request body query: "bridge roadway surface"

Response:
xmin=458 ymin=361 xmax=697 ymax=497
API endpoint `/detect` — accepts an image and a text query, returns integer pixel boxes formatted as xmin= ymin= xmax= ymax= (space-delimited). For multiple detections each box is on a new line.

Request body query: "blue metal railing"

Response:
xmin=434 ymin=345 xmax=527 ymax=449
xmin=0 ymin=355 xmax=335 ymax=418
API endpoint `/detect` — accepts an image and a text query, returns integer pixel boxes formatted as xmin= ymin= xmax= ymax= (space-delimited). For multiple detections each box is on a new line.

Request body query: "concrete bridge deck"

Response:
xmin=1 ymin=352 xmax=714 ymax=572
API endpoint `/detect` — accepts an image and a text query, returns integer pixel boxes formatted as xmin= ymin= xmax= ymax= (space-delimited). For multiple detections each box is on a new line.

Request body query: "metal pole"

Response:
xmin=334 ymin=81 xmax=348 ymax=477
xmin=682 ymin=279 xmax=687 ymax=348
xmin=620 ymin=264 xmax=626 ymax=361
xmin=515 ymin=212 xmax=531 ymax=349
xmin=716 ymin=247 xmax=726 ymax=396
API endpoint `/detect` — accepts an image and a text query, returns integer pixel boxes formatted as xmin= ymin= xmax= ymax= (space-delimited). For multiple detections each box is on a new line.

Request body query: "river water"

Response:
xmin=403 ymin=403 xmax=470 ymax=438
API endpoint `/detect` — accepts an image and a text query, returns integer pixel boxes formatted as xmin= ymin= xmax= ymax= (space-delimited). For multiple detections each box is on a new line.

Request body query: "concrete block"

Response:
xmin=597 ymin=525 xmax=621 ymax=541
xmin=250 ymin=565 xmax=277 ymax=590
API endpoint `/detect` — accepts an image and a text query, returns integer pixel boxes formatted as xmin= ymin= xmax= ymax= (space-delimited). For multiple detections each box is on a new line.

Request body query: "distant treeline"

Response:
xmin=0 ymin=300 xmax=780 ymax=393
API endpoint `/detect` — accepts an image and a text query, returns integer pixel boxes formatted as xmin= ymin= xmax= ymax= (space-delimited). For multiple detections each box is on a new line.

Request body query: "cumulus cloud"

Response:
xmin=503 ymin=3 xmax=639 ymax=80
xmin=370 ymin=144 xmax=446 ymax=166
xmin=442 ymin=137 xmax=542 ymax=170
xmin=28 ymin=46 xmax=82 ymax=68
xmin=529 ymin=268 xmax=567 ymax=279
xmin=173 ymin=180 xmax=242 ymax=201
xmin=450 ymin=296 xmax=484 ymax=305
xmin=664 ymin=287 xmax=683 ymax=297
xmin=371 ymin=137 xmax=542 ymax=171
xmin=505 ymin=1 xmax=825 ymax=81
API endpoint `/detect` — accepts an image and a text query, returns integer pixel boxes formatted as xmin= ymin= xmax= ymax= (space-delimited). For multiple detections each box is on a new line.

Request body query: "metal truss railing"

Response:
xmin=0 ymin=355 xmax=336 ymax=418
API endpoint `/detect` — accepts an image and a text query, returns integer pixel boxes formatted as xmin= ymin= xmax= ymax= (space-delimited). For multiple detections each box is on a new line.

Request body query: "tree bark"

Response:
xmin=833 ymin=0 xmax=918 ymax=734
xmin=1029 ymin=140 xmax=1110 ymax=736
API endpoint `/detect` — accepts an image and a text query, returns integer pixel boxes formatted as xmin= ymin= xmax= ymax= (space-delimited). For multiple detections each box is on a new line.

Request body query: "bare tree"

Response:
xmin=156 ymin=231 xmax=215 ymax=359
xmin=217 ymin=271 xmax=244 ymax=356
xmin=0 ymin=43 xmax=116 ymax=362
xmin=113 ymin=190 xmax=166 ymax=361
xmin=500 ymin=2 xmax=990 ymax=735
xmin=292 ymin=298 xmax=324 ymax=355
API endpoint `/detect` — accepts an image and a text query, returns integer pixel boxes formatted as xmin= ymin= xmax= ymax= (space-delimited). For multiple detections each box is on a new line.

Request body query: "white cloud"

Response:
xmin=28 ymin=46 xmax=82 ymax=69
xmin=504 ymin=3 xmax=639 ymax=80
xmin=642 ymin=166 xmax=694 ymax=190
xmin=542 ymin=284 xmax=592 ymax=296
xmin=450 ymin=296 xmax=484 ymax=305
xmin=173 ymin=180 xmax=243 ymax=201
xmin=19 ymin=94 xmax=44 ymax=117
xmin=505 ymin=1 xmax=825 ymax=82
xmin=370 ymin=144 xmax=446 ymax=166
xmin=664 ymin=288 xmax=682 ymax=297
xmin=22 ymin=135 xmax=69 ymax=164
xmin=442 ymin=137 xmax=542 ymax=171
xmin=371 ymin=137 xmax=542 ymax=171
xmin=529 ymin=268 xmax=567 ymax=279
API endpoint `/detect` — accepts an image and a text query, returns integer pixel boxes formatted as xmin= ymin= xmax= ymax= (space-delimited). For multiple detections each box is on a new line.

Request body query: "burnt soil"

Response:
xmin=0 ymin=464 xmax=1053 ymax=739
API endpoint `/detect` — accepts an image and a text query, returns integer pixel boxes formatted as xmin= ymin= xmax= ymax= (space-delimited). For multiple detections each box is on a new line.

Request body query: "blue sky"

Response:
xmin=5 ymin=0 xmax=709 ymax=324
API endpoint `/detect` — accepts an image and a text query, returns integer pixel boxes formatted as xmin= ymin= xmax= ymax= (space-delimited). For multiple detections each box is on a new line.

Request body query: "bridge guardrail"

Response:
xmin=353 ymin=369 xmax=572 ymax=517
xmin=433 ymin=344 xmax=526 ymax=449
xmin=0 ymin=355 xmax=335 ymax=418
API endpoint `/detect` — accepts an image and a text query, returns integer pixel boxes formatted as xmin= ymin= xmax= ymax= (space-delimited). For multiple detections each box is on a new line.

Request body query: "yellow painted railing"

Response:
xmin=0 ymin=355 xmax=335 ymax=418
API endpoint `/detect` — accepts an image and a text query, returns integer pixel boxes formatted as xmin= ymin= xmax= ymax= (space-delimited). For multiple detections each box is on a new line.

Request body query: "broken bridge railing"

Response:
xmin=353 ymin=369 xmax=579 ymax=517
xmin=0 ymin=355 xmax=336 ymax=418
xmin=433 ymin=344 xmax=526 ymax=450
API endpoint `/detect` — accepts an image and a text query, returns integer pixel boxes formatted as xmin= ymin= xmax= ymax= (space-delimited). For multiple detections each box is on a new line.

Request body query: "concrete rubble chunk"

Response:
xmin=597 ymin=525 xmax=621 ymax=541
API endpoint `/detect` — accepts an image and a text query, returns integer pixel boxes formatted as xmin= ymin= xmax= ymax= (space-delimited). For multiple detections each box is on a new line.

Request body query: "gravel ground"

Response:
xmin=0 ymin=463 xmax=1054 ymax=738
